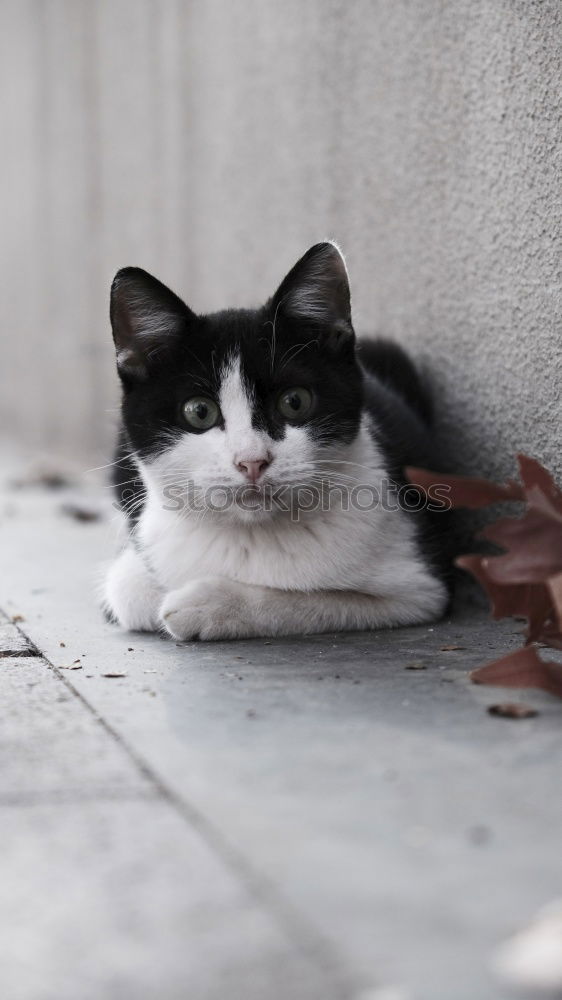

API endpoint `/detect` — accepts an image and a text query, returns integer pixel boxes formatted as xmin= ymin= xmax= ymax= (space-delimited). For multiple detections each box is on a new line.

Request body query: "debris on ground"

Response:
xmin=487 ymin=702 xmax=538 ymax=719
xmin=59 ymin=660 xmax=82 ymax=670
xmin=102 ymin=671 xmax=127 ymax=678
xmin=59 ymin=502 xmax=103 ymax=523
xmin=405 ymin=660 xmax=427 ymax=670
xmin=9 ymin=468 xmax=74 ymax=491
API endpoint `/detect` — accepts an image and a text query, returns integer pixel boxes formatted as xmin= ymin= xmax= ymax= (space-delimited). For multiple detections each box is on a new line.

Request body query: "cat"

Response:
xmin=103 ymin=241 xmax=452 ymax=640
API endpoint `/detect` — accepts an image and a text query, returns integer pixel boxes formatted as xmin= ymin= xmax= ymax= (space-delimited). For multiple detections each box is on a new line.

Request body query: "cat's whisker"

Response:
xmin=105 ymin=477 xmax=145 ymax=491
xmin=262 ymin=293 xmax=286 ymax=373
xmin=277 ymin=339 xmax=317 ymax=373
xmin=86 ymin=451 xmax=139 ymax=474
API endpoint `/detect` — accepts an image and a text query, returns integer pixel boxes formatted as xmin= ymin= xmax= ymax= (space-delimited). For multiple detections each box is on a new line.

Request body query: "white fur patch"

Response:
xmin=103 ymin=546 xmax=162 ymax=632
xmin=219 ymin=356 xmax=272 ymax=465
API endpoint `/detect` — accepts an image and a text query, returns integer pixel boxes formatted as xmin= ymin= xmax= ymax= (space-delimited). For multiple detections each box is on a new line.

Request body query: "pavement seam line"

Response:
xmin=1 ymin=607 xmax=358 ymax=1000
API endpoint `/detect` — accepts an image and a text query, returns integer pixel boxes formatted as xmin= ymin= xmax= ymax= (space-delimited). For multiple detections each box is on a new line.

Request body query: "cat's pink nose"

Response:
xmin=236 ymin=457 xmax=271 ymax=483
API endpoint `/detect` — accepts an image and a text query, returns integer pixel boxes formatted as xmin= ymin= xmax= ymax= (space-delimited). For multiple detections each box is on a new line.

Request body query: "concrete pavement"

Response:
xmin=1 ymin=453 xmax=561 ymax=1000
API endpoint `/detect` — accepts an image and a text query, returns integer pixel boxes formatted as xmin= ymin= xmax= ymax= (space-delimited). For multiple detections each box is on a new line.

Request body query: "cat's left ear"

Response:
xmin=110 ymin=267 xmax=194 ymax=382
xmin=269 ymin=241 xmax=354 ymax=354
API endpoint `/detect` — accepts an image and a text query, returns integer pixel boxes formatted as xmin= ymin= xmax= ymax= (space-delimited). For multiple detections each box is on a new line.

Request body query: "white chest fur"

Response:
xmin=136 ymin=424 xmax=433 ymax=601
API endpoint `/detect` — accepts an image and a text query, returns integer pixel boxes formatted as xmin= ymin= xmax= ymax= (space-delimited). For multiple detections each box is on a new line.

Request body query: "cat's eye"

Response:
xmin=182 ymin=396 xmax=221 ymax=431
xmin=277 ymin=387 xmax=313 ymax=422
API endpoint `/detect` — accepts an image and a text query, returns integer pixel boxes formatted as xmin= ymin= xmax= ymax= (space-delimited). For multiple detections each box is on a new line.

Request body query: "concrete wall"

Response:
xmin=1 ymin=0 xmax=560 ymax=477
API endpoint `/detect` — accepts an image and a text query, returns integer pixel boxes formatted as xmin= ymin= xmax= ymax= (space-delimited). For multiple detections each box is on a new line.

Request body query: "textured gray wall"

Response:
xmin=1 ymin=0 xmax=560 ymax=477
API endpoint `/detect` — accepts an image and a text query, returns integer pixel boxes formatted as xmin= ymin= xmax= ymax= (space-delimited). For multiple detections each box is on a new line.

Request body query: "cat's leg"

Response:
xmin=102 ymin=546 xmax=163 ymax=632
xmin=159 ymin=575 xmax=447 ymax=641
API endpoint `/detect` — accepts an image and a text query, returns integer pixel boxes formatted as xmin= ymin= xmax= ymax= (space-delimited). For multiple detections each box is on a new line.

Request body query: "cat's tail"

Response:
xmin=357 ymin=338 xmax=433 ymax=426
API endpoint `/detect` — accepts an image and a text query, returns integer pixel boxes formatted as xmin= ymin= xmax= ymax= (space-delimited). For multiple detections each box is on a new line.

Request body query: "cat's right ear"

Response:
xmin=110 ymin=267 xmax=194 ymax=382
xmin=268 ymin=242 xmax=354 ymax=357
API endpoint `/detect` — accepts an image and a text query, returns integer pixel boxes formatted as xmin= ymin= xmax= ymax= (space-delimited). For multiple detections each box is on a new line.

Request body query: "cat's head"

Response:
xmin=110 ymin=242 xmax=363 ymax=521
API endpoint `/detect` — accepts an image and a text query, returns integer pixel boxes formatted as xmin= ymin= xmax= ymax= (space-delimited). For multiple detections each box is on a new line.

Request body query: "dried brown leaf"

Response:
xmin=540 ymin=626 xmax=562 ymax=650
xmin=471 ymin=646 xmax=562 ymax=699
xmin=456 ymin=556 xmax=541 ymax=621
xmin=457 ymin=556 xmax=557 ymax=644
xmin=405 ymin=466 xmax=524 ymax=509
xmin=416 ymin=455 xmax=562 ymax=692
xmin=548 ymin=572 xmax=562 ymax=631
xmin=517 ymin=455 xmax=562 ymax=516
xmin=482 ymin=510 xmax=562 ymax=584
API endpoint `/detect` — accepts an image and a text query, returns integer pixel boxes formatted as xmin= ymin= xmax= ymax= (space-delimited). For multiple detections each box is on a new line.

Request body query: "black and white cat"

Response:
xmin=103 ymin=242 xmax=451 ymax=640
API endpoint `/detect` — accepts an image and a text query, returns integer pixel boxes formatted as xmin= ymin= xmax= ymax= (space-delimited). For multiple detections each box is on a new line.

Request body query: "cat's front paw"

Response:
xmin=103 ymin=547 xmax=162 ymax=632
xmin=159 ymin=577 xmax=255 ymax=641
